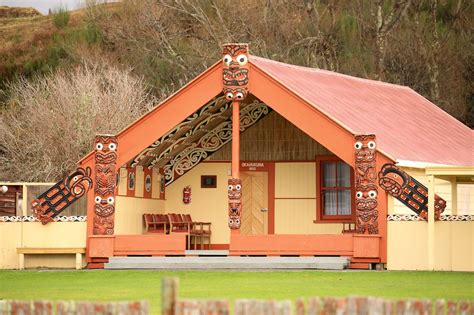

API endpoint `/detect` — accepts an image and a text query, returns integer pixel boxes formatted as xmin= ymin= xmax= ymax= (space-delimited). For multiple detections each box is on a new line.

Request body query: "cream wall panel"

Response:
xmin=450 ymin=221 xmax=473 ymax=272
xmin=135 ymin=168 xmax=144 ymax=198
xmin=118 ymin=168 xmax=127 ymax=195
xmin=151 ymin=169 xmax=161 ymax=199
xmin=115 ymin=197 xmax=165 ymax=235
xmin=275 ymin=163 xmax=316 ymax=198
xmin=275 ymin=199 xmax=342 ymax=234
xmin=166 ymin=163 xmax=231 ymax=244
xmin=387 ymin=221 xmax=473 ymax=271
xmin=387 ymin=221 xmax=428 ymax=270
xmin=0 ymin=222 xmax=21 ymax=269
xmin=0 ymin=222 xmax=86 ymax=269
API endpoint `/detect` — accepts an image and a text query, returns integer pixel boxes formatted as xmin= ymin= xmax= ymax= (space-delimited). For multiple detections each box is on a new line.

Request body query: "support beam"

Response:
xmin=451 ymin=176 xmax=458 ymax=215
xmin=232 ymin=101 xmax=240 ymax=179
xmin=427 ymin=174 xmax=435 ymax=270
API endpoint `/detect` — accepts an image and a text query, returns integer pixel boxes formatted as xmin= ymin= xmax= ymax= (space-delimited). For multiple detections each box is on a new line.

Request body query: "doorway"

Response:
xmin=240 ymin=171 xmax=268 ymax=235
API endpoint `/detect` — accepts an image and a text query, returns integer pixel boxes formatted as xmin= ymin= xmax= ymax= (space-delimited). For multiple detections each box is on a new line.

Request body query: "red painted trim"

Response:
xmin=126 ymin=167 xmax=136 ymax=197
xmin=315 ymin=156 xmax=356 ymax=222
xmin=143 ymin=168 xmax=152 ymax=199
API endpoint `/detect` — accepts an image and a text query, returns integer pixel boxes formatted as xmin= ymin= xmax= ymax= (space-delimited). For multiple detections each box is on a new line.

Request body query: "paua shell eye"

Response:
xmin=354 ymin=142 xmax=363 ymax=150
xmin=229 ymin=218 xmax=233 ymax=224
xmin=73 ymin=176 xmax=79 ymax=182
xmin=107 ymin=196 xmax=115 ymax=204
xmin=108 ymin=143 xmax=117 ymax=151
xmin=96 ymin=143 xmax=103 ymax=151
xmin=236 ymin=54 xmax=248 ymax=65
xmin=235 ymin=219 xmax=240 ymax=225
xmin=235 ymin=184 xmax=241 ymax=191
xmin=94 ymin=196 xmax=101 ymax=203
xmin=226 ymin=92 xmax=234 ymax=100
xmin=368 ymin=190 xmax=377 ymax=198
xmin=356 ymin=191 xmax=363 ymax=199
xmin=368 ymin=141 xmax=376 ymax=149
xmin=236 ymin=92 xmax=244 ymax=100
xmin=228 ymin=185 xmax=233 ymax=191
xmin=223 ymin=54 xmax=232 ymax=66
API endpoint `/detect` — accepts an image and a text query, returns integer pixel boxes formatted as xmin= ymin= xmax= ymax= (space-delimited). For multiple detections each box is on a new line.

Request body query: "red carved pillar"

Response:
xmin=92 ymin=134 xmax=118 ymax=235
xmin=354 ymin=134 xmax=379 ymax=234
xmin=222 ymin=43 xmax=249 ymax=230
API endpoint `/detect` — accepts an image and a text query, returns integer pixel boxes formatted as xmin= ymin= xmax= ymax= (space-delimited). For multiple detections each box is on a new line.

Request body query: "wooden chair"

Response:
xmin=143 ymin=213 xmax=168 ymax=234
xmin=183 ymin=214 xmax=212 ymax=250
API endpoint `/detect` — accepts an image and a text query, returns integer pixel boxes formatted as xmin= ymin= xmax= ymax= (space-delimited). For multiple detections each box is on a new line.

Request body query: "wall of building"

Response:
xmin=115 ymin=167 xmax=166 ymax=235
xmin=0 ymin=222 xmax=86 ymax=269
xmin=387 ymin=221 xmax=473 ymax=271
xmin=274 ymin=162 xmax=342 ymax=234
xmin=165 ymin=162 xmax=230 ymax=245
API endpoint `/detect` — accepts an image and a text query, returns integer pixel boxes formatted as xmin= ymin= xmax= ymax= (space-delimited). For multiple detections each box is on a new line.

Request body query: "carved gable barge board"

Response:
xmin=130 ymin=96 xmax=229 ymax=168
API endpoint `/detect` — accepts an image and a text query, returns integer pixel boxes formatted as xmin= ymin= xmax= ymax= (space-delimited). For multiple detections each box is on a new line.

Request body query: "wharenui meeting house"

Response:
xmin=1 ymin=44 xmax=472 ymax=271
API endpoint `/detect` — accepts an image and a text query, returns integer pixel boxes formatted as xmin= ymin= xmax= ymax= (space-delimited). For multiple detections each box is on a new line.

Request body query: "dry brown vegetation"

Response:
xmin=0 ymin=63 xmax=155 ymax=181
xmin=0 ymin=0 xmax=472 ymax=181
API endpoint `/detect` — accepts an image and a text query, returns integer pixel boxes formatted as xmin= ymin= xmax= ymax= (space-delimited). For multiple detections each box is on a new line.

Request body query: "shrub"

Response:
xmin=0 ymin=62 xmax=156 ymax=182
xmin=52 ymin=6 xmax=70 ymax=29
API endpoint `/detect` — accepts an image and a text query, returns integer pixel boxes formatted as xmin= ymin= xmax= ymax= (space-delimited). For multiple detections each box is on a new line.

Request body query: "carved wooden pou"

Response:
xmin=93 ymin=135 xmax=118 ymax=235
xmin=354 ymin=134 xmax=379 ymax=234
xmin=222 ymin=43 xmax=249 ymax=101
xmin=378 ymin=163 xmax=446 ymax=220
xmin=31 ymin=167 xmax=92 ymax=224
xmin=228 ymin=178 xmax=242 ymax=229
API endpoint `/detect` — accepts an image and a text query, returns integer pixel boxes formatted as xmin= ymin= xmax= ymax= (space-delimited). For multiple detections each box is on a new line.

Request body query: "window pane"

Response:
xmin=338 ymin=190 xmax=352 ymax=215
xmin=323 ymin=162 xmax=336 ymax=187
xmin=323 ymin=190 xmax=337 ymax=215
xmin=337 ymin=162 xmax=351 ymax=187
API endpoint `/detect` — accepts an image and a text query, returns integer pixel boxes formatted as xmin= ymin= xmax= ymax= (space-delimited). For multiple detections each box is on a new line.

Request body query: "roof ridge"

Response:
xmin=250 ymin=54 xmax=410 ymax=90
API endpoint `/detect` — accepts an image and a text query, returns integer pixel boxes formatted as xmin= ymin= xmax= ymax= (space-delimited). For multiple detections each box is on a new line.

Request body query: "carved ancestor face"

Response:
xmin=228 ymin=201 xmax=241 ymax=229
xmin=378 ymin=165 xmax=408 ymax=197
xmin=95 ymin=135 xmax=118 ymax=165
xmin=354 ymin=134 xmax=376 ymax=163
xmin=355 ymin=184 xmax=378 ymax=211
xmin=228 ymin=178 xmax=242 ymax=200
xmin=65 ymin=167 xmax=92 ymax=197
xmin=222 ymin=43 xmax=249 ymax=101
xmin=94 ymin=135 xmax=117 ymax=219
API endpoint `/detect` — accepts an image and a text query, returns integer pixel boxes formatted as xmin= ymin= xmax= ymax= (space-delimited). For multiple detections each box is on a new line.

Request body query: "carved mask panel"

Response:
xmin=354 ymin=134 xmax=376 ymax=163
xmin=222 ymin=43 xmax=249 ymax=101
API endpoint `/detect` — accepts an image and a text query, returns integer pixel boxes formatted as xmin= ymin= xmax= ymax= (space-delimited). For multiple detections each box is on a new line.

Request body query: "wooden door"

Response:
xmin=240 ymin=172 xmax=268 ymax=235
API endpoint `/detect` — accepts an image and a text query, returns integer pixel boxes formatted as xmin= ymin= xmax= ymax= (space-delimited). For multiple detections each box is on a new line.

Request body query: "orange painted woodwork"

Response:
xmin=88 ymin=236 xmax=114 ymax=258
xmin=231 ymin=101 xmax=241 ymax=179
xmin=229 ymin=234 xmax=354 ymax=256
xmin=114 ymin=234 xmax=185 ymax=256
xmin=353 ymin=235 xmax=381 ymax=258
xmin=79 ymin=61 xmax=223 ymax=169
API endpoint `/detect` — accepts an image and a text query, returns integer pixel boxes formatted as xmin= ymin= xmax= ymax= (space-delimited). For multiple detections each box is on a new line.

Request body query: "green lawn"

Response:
xmin=0 ymin=270 xmax=472 ymax=314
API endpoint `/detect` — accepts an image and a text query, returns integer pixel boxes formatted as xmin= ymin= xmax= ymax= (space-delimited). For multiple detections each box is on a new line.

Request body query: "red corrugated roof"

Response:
xmin=251 ymin=56 xmax=473 ymax=166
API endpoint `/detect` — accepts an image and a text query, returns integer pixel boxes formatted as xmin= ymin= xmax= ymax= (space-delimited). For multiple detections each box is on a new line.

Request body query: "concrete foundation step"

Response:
xmin=104 ymin=256 xmax=350 ymax=270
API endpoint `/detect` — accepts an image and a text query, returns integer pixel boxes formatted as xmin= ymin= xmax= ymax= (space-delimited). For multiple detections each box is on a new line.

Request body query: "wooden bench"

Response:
xmin=17 ymin=247 xmax=85 ymax=270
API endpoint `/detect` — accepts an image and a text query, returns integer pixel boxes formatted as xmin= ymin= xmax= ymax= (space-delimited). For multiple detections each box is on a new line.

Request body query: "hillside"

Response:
xmin=0 ymin=0 xmax=472 ymax=125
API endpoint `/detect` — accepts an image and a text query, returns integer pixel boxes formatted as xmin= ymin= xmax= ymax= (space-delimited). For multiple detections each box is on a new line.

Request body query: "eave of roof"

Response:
xmin=250 ymin=55 xmax=473 ymax=167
